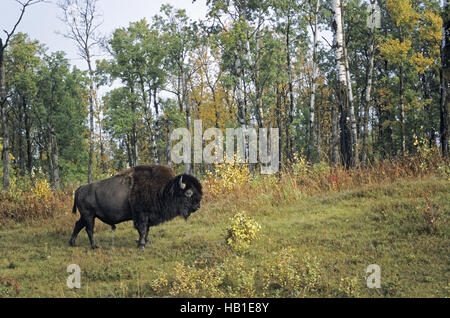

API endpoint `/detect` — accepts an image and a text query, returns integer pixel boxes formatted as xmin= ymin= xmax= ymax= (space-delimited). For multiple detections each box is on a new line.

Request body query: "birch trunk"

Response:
xmin=362 ymin=1 xmax=376 ymax=166
xmin=286 ymin=16 xmax=295 ymax=162
xmin=182 ymin=68 xmax=192 ymax=175
xmin=235 ymin=56 xmax=247 ymax=163
xmin=340 ymin=0 xmax=358 ymax=166
xmin=333 ymin=0 xmax=352 ymax=168
xmin=308 ymin=0 xmax=320 ymax=163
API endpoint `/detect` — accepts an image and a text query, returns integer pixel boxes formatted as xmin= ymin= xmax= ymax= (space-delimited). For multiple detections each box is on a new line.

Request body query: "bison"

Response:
xmin=69 ymin=165 xmax=202 ymax=249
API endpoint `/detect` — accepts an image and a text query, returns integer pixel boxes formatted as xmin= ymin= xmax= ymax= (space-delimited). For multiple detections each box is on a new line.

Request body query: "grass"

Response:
xmin=0 ymin=171 xmax=449 ymax=298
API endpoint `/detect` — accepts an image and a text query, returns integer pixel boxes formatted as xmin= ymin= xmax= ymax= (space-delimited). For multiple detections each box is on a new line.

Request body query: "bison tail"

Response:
xmin=72 ymin=190 xmax=78 ymax=214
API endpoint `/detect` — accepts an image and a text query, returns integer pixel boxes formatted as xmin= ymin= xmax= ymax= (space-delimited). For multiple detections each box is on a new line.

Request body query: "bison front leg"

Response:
xmin=134 ymin=215 xmax=149 ymax=250
xmin=136 ymin=223 xmax=148 ymax=250
xmin=144 ymin=224 xmax=151 ymax=244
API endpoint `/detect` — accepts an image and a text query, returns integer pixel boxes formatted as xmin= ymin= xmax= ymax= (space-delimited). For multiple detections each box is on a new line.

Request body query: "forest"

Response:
xmin=0 ymin=0 xmax=449 ymax=299
xmin=0 ymin=0 xmax=448 ymax=188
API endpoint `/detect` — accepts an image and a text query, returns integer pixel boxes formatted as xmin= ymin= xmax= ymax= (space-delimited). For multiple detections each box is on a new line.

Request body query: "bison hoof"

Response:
xmin=69 ymin=240 xmax=75 ymax=247
xmin=138 ymin=245 xmax=146 ymax=250
xmin=91 ymin=245 xmax=99 ymax=250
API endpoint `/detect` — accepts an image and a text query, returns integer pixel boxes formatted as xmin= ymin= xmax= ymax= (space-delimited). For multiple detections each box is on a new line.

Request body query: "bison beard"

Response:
xmin=69 ymin=165 xmax=202 ymax=249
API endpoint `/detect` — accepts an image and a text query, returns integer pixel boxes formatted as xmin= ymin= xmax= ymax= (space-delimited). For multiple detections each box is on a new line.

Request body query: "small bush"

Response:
xmin=261 ymin=248 xmax=322 ymax=297
xmin=204 ymin=160 xmax=249 ymax=198
xmin=148 ymin=271 xmax=169 ymax=295
xmin=336 ymin=277 xmax=360 ymax=297
xmin=168 ymin=262 xmax=224 ymax=297
xmin=0 ymin=277 xmax=20 ymax=296
xmin=221 ymin=256 xmax=257 ymax=297
xmin=226 ymin=212 xmax=261 ymax=252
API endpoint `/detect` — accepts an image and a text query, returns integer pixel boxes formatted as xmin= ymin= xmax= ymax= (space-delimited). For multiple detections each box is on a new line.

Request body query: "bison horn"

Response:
xmin=179 ymin=176 xmax=186 ymax=189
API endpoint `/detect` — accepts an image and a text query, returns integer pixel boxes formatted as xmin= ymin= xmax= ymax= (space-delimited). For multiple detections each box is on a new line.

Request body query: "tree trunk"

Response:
xmin=0 ymin=44 xmax=10 ymax=190
xmin=49 ymin=127 xmax=60 ymax=189
xmin=125 ymin=136 xmax=133 ymax=167
xmin=331 ymin=95 xmax=340 ymax=166
xmin=18 ymin=97 xmax=25 ymax=175
xmin=340 ymin=0 xmax=358 ymax=167
xmin=286 ymin=15 xmax=295 ymax=163
xmin=181 ymin=68 xmax=192 ymax=175
xmin=440 ymin=0 xmax=449 ymax=157
xmin=87 ymin=53 xmax=95 ymax=183
xmin=235 ymin=56 xmax=247 ymax=164
xmin=338 ymin=83 xmax=352 ymax=168
xmin=276 ymin=83 xmax=283 ymax=172
xmin=166 ymin=120 xmax=172 ymax=167
xmin=308 ymin=0 xmax=320 ymax=163
xmin=152 ymin=87 xmax=160 ymax=163
xmin=132 ymin=123 xmax=138 ymax=166
xmin=399 ymin=64 xmax=406 ymax=155
xmin=24 ymin=101 xmax=33 ymax=184
xmin=333 ymin=0 xmax=352 ymax=168
xmin=362 ymin=5 xmax=376 ymax=166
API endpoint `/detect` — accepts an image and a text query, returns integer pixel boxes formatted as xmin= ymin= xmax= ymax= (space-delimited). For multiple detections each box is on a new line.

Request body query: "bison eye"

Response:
xmin=185 ymin=189 xmax=193 ymax=198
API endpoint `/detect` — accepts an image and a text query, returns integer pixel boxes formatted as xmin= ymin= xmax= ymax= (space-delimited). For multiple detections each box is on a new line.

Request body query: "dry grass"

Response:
xmin=0 ymin=154 xmax=448 ymax=298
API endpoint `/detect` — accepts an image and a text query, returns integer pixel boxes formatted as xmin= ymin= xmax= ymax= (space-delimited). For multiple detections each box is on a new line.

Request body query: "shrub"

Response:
xmin=0 ymin=277 xmax=19 ymax=296
xmin=31 ymin=179 xmax=52 ymax=201
xmin=261 ymin=248 xmax=322 ymax=297
xmin=148 ymin=271 xmax=169 ymax=295
xmin=221 ymin=256 xmax=257 ymax=297
xmin=226 ymin=212 xmax=261 ymax=252
xmin=413 ymin=134 xmax=440 ymax=172
xmin=0 ymin=179 xmax=71 ymax=224
xmin=204 ymin=160 xmax=249 ymax=198
xmin=169 ymin=262 xmax=224 ymax=297
xmin=336 ymin=277 xmax=360 ymax=297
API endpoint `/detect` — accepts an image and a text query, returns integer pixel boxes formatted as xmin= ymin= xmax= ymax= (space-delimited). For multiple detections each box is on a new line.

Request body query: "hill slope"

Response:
xmin=0 ymin=176 xmax=449 ymax=297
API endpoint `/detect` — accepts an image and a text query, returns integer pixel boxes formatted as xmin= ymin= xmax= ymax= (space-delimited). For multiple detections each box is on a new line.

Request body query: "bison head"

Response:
xmin=173 ymin=174 xmax=203 ymax=219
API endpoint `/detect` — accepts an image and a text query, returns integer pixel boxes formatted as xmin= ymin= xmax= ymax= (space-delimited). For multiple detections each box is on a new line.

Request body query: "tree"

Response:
xmin=361 ymin=0 xmax=378 ymax=166
xmin=36 ymin=52 xmax=76 ymax=189
xmin=5 ymin=33 xmax=42 ymax=182
xmin=57 ymin=0 xmax=103 ymax=183
xmin=332 ymin=0 xmax=352 ymax=168
xmin=307 ymin=0 xmax=321 ymax=163
xmin=103 ymin=87 xmax=141 ymax=167
xmin=154 ymin=4 xmax=200 ymax=174
xmin=1 ymin=0 xmax=44 ymax=190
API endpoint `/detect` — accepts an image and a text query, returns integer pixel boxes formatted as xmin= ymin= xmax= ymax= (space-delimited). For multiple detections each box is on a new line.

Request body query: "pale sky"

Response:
xmin=1 ymin=0 xmax=208 ymax=70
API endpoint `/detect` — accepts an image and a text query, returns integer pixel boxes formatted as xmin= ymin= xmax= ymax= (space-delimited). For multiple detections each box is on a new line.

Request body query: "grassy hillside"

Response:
xmin=0 ymin=171 xmax=449 ymax=298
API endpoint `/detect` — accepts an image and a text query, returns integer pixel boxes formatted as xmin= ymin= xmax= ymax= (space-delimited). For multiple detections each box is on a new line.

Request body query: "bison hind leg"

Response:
xmin=69 ymin=217 xmax=87 ymax=247
xmin=85 ymin=217 xmax=98 ymax=249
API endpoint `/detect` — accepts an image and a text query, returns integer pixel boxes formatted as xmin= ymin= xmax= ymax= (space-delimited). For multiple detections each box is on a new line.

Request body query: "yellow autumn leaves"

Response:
xmin=226 ymin=211 xmax=261 ymax=252
xmin=379 ymin=0 xmax=442 ymax=74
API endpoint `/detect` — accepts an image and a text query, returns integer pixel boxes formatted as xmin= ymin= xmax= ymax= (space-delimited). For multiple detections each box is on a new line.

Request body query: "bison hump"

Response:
xmin=127 ymin=165 xmax=176 ymax=212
